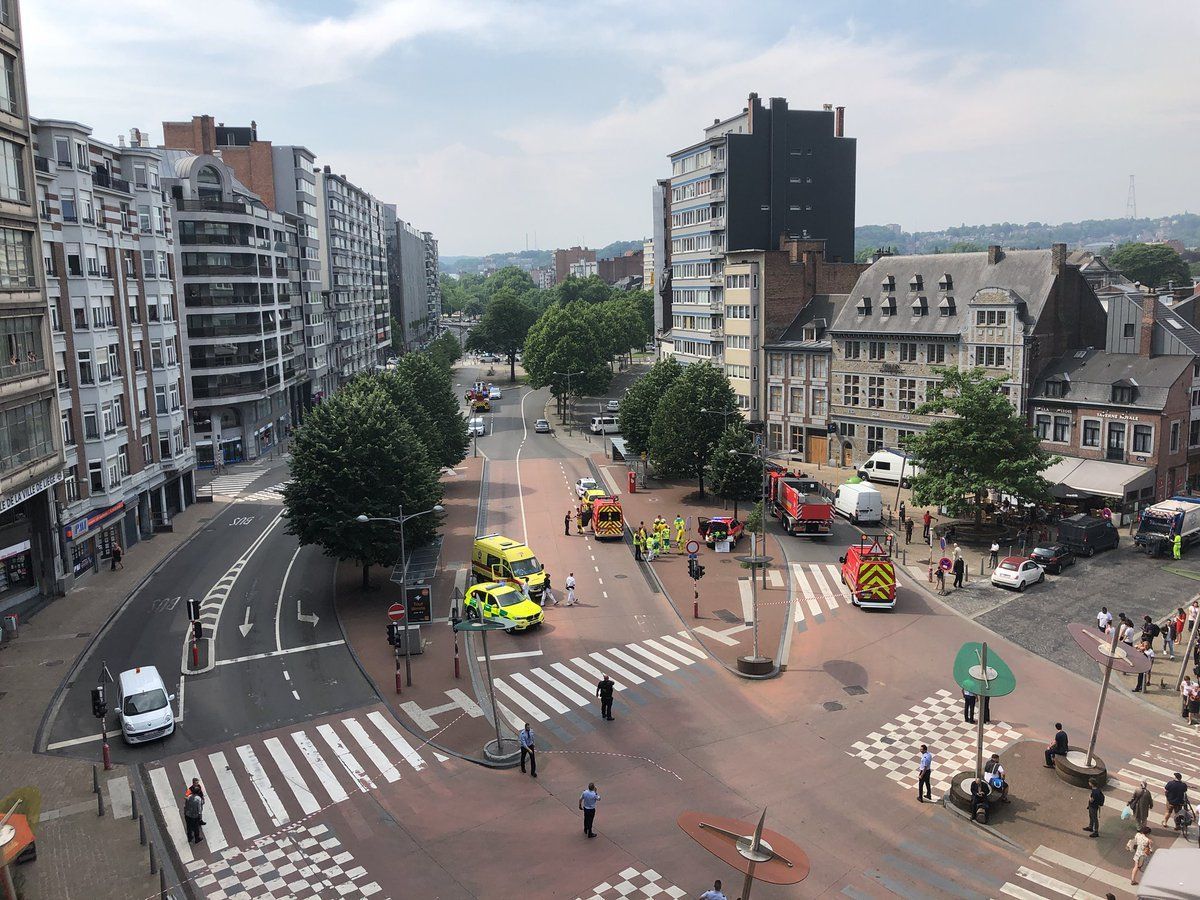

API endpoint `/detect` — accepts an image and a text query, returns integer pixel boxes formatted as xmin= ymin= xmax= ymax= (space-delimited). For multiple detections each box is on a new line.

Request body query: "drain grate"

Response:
xmin=712 ymin=608 xmax=740 ymax=624
xmin=823 ymin=701 xmax=845 ymax=712
xmin=613 ymin=574 xmax=628 ymax=579
xmin=843 ymin=685 xmax=868 ymax=696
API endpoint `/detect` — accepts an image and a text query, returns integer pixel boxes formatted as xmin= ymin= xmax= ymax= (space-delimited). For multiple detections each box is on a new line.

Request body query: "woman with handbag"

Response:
xmin=1128 ymin=826 xmax=1154 ymax=885
xmin=1127 ymin=782 xmax=1153 ymax=829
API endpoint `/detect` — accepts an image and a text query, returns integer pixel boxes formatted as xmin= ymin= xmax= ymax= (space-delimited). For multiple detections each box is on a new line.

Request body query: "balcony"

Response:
xmin=709 ymin=156 xmax=726 ymax=172
xmin=34 ymin=156 xmax=50 ymax=173
xmin=0 ymin=358 xmax=48 ymax=383
xmin=186 ymin=323 xmax=264 ymax=338
xmin=178 ymin=233 xmax=254 ymax=247
xmin=181 ymin=264 xmax=259 ymax=277
xmin=175 ymin=199 xmax=253 ymax=215
xmin=92 ymin=169 xmax=132 ymax=193
xmin=190 ymin=373 xmax=268 ymax=399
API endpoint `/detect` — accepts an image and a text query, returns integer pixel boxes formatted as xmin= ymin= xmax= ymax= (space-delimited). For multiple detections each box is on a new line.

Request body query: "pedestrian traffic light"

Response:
xmin=695 ymin=564 xmax=706 ymax=580
xmin=387 ymin=622 xmax=402 ymax=646
xmin=191 ymin=619 xmax=203 ymax=644
xmin=687 ymin=558 xmax=697 ymax=579
xmin=187 ymin=597 xmax=201 ymax=622
xmin=91 ymin=685 xmax=106 ymax=719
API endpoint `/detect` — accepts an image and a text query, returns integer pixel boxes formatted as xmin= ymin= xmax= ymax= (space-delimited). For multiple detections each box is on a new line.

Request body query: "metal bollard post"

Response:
xmin=131 ymin=787 xmax=139 ymax=821
xmin=149 ymin=840 xmax=158 ymax=875
xmin=92 ymin=764 xmax=100 ymax=794
xmin=139 ymin=814 xmax=147 ymax=846
xmin=979 ymin=558 xmax=985 ymax=576
xmin=160 ymin=868 xmax=168 ymax=900
xmin=97 ymin=788 xmax=105 ymax=817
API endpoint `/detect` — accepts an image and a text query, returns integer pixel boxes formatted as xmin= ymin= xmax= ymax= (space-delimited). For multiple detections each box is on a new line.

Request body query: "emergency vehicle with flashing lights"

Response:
xmin=698 ymin=515 xmax=745 ymax=547
xmin=839 ymin=535 xmax=897 ymax=609
xmin=766 ymin=468 xmax=833 ymax=537
xmin=588 ymin=495 xmax=624 ymax=539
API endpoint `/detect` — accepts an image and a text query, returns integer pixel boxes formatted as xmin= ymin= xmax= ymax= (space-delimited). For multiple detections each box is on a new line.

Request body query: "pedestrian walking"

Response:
xmin=1188 ymin=599 xmax=1199 ymax=632
xmin=936 ymin=566 xmax=946 ymax=594
xmin=1162 ymin=772 xmax=1188 ymax=828
xmin=698 ymin=880 xmax=728 ymax=900
xmin=565 ymin=573 xmax=577 ymax=606
xmin=1141 ymin=615 xmax=1158 ymax=646
xmin=922 ymin=510 xmax=932 ymax=541
xmin=1163 ymin=616 xmax=1176 ymax=660
xmin=183 ymin=781 xmax=205 ymax=844
xmin=962 ymin=687 xmax=976 ymax=723
xmin=519 ymin=724 xmax=537 ymax=777
xmin=916 ymin=744 xmax=932 ymax=802
xmin=989 ymin=541 xmax=999 ymax=568
xmin=1084 ymin=777 xmax=1104 ymax=836
xmin=645 ymin=530 xmax=656 ymax=562
xmin=1181 ymin=676 xmax=1195 ymax=720
xmin=1133 ymin=640 xmax=1154 ymax=692
xmin=1045 ymin=722 xmax=1069 ymax=766
xmin=899 ymin=501 xmax=906 ymax=523
xmin=1128 ymin=826 xmax=1154 ymax=885
xmin=633 ymin=527 xmax=643 ymax=561
xmin=1175 ymin=606 xmax=1187 ymax=641
xmin=904 ymin=518 xmax=914 ymax=545
xmin=579 ymin=782 xmax=599 ymax=837
xmin=1127 ymin=781 xmax=1154 ymax=829
xmin=674 ymin=514 xmax=686 ymax=550
xmin=596 ymin=673 xmax=614 ymax=720
xmin=952 ymin=543 xmax=963 ymax=562
xmin=1097 ymin=606 xmax=1113 ymax=633
xmin=1186 ymin=679 xmax=1200 ymax=726
xmin=111 ymin=542 xmax=123 ymax=571
xmin=952 ymin=555 xmax=965 ymax=589
xmin=565 ymin=510 xmax=572 ymax=536
xmin=544 ymin=572 xmax=556 ymax=606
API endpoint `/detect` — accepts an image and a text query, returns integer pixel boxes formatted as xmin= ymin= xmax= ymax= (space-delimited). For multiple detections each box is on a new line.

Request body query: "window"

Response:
xmin=54 ymin=137 xmax=71 ymax=166
xmin=1044 ymin=379 xmax=1066 ymax=398
xmin=1191 ymin=420 xmax=1200 ymax=449
xmin=789 ymin=387 xmax=805 ymax=415
xmin=140 ymin=386 xmax=150 ymax=420
xmin=812 ymin=356 xmax=827 ymax=379
xmin=1053 ymin=415 xmax=1071 ymax=443
xmin=843 ymin=340 xmax=861 ymax=360
xmin=842 ymin=374 xmax=860 ymax=406
xmin=96 ymin=346 xmax=110 ymax=382
xmin=866 ymin=425 xmax=885 ymax=454
xmin=868 ymin=341 xmax=886 ymax=361
xmin=85 ymin=245 xmax=99 ymax=276
xmin=154 ymin=385 xmax=167 ymax=414
xmin=768 ymin=353 xmax=783 ymax=376
xmin=138 ymin=204 xmax=150 ymax=232
xmin=63 ymin=465 xmax=80 ymax=503
xmin=880 ymin=296 xmax=896 ymax=316
xmin=80 ymin=192 xmax=94 ymax=224
xmin=1035 ymin=414 xmax=1051 ymax=439
xmin=169 ymin=380 xmax=180 ymax=410
xmin=939 ymin=273 xmax=953 ymax=291
xmin=790 ymin=354 xmax=806 ymax=378
xmin=82 ymin=405 xmax=98 ymax=440
xmin=159 ymin=436 xmax=171 ymax=460
xmin=789 ymin=425 xmax=804 ymax=453
xmin=113 ymin=394 xmax=125 ymax=426
xmin=768 ymin=385 xmax=782 ymax=412
xmin=0 ymin=138 xmax=26 ymax=203
xmin=60 ymin=410 xmax=74 ymax=446
xmin=911 ymin=296 xmax=928 ymax=316
xmin=88 ymin=460 xmax=104 ymax=492
xmin=899 ymin=342 xmax=917 ymax=363
xmin=0 ymin=53 xmax=17 ymax=115
xmin=77 ymin=350 xmax=93 ymax=384
xmin=975 ymin=309 xmax=1008 ymax=326
xmin=811 ymin=388 xmax=827 ymax=417
xmin=74 ymin=141 xmax=88 ymax=170
xmin=1112 ymin=385 xmax=1134 ymax=404
xmin=1082 ymin=419 xmax=1100 ymax=448
xmin=939 ymin=296 xmax=956 ymax=316
xmin=899 ymin=378 xmax=917 ymax=412
xmin=141 ymin=435 xmax=153 ymax=464
xmin=909 ymin=275 xmax=923 ymax=292
xmin=927 ymin=343 xmax=945 ymax=364
xmin=101 ymin=401 xmax=116 ymax=435
xmin=856 ymin=296 xmax=871 ymax=315
xmin=974 ymin=345 xmax=1006 ymax=368
xmin=150 ymin=340 xmax=163 ymax=368
xmin=1170 ymin=421 xmax=1180 ymax=453
xmin=133 ymin=162 xmax=147 ymax=189
xmin=867 ymin=376 xmax=885 ymax=408
xmin=1132 ymin=424 xmax=1153 ymax=454
xmin=840 ymin=423 xmax=856 ymax=438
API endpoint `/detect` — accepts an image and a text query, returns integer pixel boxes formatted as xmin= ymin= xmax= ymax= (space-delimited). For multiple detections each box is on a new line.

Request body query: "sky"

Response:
xmin=22 ymin=0 xmax=1200 ymax=257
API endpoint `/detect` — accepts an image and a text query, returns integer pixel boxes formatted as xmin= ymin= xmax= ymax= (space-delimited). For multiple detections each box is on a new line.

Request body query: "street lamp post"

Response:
xmin=700 ymin=406 xmax=739 ymax=431
xmin=553 ymin=370 xmax=583 ymax=435
xmin=355 ymin=504 xmax=444 ymax=687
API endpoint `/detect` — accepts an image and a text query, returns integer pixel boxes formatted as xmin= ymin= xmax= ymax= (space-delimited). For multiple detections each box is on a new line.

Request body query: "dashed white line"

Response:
xmin=603 ymin=591 xmax=609 ymax=598
xmin=597 ymin=578 xmax=604 ymax=585
xmin=594 ymin=566 xmax=600 ymax=572
xmin=291 ymin=690 xmax=300 ymax=700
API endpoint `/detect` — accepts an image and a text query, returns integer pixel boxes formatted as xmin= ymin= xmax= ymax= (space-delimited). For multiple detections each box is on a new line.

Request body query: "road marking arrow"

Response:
xmin=297 ymin=600 xmax=319 ymax=627
xmin=238 ymin=607 xmax=253 ymax=637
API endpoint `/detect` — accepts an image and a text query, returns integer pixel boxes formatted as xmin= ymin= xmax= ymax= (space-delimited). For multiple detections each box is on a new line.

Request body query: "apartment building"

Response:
xmin=650 ymin=179 xmax=670 ymax=350
xmin=0 ymin=0 xmax=66 ymax=612
xmin=827 ymin=244 xmax=1106 ymax=463
xmin=422 ymin=230 xmax=440 ymax=326
xmin=160 ymin=149 xmax=302 ymax=464
xmin=554 ymin=246 xmax=595 ymax=285
xmin=315 ymin=166 xmax=389 ymax=382
xmin=34 ymin=120 xmax=195 ymax=581
xmin=384 ymin=205 xmax=433 ymax=352
xmin=664 ymin=95 xmax=855 ymax=371
xmin=598 ymin=250 xmax=643 ymax=284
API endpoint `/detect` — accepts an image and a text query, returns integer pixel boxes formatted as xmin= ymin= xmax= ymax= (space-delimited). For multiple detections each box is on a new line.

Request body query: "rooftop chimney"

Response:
xmin=1051 ymin=242 xmax=1067 ymax=270
xmin=987 ymin=245 xmax=1003 ymax=265
xmin=1139 ymin=290 xmax=1158 ymax=358
xmin=835 ymin=106 xmax=845 ymax=137
xmin=822 ymin=103 xmax=833 ymax=111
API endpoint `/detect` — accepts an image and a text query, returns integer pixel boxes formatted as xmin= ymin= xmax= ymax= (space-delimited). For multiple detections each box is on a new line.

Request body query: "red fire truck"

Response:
xmin=839 ymin=535 xmax=897 ymax=609
xmin=766 ymin=469 xmax=833 ymax=537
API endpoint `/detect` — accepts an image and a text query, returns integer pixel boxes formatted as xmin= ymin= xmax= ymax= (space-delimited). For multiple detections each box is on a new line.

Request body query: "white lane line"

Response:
xmin=789 ymin=564 xmax=808 ymax=623
xmin=644 ymin=638 xmax=695 ymax=666
xmin=530 ymin=668 xmax=592 ymax=707
xmin=291 ymin=690 xmax=300 ymax=700
xmin=660 ymin=634 xmax=706 ymax=659
xmin=46 ymin=731 xmax=105 ymax=750
xmin=603 ymin=591 xmax=608 ymax=598
xmin=1126 ymin=758 xmax=1184 ymax=780
xmin=555 ymin=659 xmax=624 ymax=694
xmin=147 ymin=767 xmax=193 ymax=864
xmin=180 ymin=759 xmax=227 ymax=852
xmin=317 ymin=723 xmax=377 ymax=793
xmin=208 ymin=751 xmax=259 ymax=840
xmin=290 ymin=731 xmax=349 ymax=804
xmin=589 ymin=650 xmax=645 ymax=685
xmin=262 ymin=738 xmax=320 ymax=815
xmin=367 ymin=711 xmax=427 ymax=772
xmin=493 ymin=678 xmax=550 ymax=722
xmin=235 ymin=745 xmax=289 ymax=828
xmin=609 ymin=646 xmax=666 ymax=678
xmin=343 ymin=718 xmax=401 ymax=784
xmin=215 ymin=639 xmax=346 ymax=666
xmin=510 ymin=671 xmax=570 ymax=714
xmin=477 ymin=650 xmax=543 ymax=662
xmin=275 ymin=546 xmax=303 ymax=653
xmin=792 ymin=564 xmax=822 ymax=618
xmin=695 ymin=625 xmax=741 ymax=646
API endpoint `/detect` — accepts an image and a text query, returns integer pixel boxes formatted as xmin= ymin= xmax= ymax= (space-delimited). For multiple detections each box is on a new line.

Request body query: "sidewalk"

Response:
xmin=1 ymin=498 xmax=218 ymax=900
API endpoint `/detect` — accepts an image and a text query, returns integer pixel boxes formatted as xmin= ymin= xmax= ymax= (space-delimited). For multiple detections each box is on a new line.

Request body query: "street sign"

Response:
xmin=406 ymin=586 xmax=432 ymax=624
xmin=685 ymin=540 xmax=700 ymax=555
xmin=387 ymin=602 xmax=405 ymax=622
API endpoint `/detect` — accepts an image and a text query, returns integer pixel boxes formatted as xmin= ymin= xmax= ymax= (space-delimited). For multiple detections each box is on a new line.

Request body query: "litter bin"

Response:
xmin=1 ymin=612 xmax=19 ymax=640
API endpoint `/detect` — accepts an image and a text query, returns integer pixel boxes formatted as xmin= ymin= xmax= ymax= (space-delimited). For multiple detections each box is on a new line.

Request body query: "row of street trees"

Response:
xmin=283 ymin=348 xmax=468 ymax=587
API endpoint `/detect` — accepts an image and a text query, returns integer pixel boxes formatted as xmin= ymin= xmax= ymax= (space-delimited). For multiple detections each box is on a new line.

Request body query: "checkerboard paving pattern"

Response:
xmin=576 ymin=867 xmax=687 ymax=900
xmin=847 ymin=688 xmax=1024 ymax=799
xmin=187 ymin=822 xmax=381 ymax=900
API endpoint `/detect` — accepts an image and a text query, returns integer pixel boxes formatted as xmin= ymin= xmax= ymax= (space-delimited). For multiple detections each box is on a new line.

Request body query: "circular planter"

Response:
xmin=736 ymin=656 xmax=774 ymax=676
xmin=483 ymin=737 xmax=520 ymax=765
xmin=947 ymin=770 xmax=994 ymax=816
xmin=1053 ymin=747 xmax=1107 ymax=788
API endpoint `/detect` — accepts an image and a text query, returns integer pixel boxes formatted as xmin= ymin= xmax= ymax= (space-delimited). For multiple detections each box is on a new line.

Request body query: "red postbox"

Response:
xmin=627 ymin=471 xmax=636 ymax=493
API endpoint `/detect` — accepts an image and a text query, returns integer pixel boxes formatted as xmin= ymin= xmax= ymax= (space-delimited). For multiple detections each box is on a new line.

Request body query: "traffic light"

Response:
xmin=387 ymin=622 xmax=402 ymax=646
xmin=695 ymin=563 xmax=706 ymax=580
xmin=687 ymin=558 xmax=697 ymax=579
xmin=192 ymin=619 xmax=203 ymax=644
xmin=91 ymin=685 xmax=106 ymax=719
xmin=187 ymin=597 xmax=201 ymax=622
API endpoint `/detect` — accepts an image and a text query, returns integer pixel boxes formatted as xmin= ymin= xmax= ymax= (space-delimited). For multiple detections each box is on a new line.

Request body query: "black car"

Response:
xmin=1028 ymin=544 xmax=1076 ymax=574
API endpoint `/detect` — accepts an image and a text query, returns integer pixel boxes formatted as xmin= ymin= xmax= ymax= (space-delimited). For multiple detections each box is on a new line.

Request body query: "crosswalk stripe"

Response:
xmin=999 ymin=883 xmax=1046 ymax=900
xmin=606 ymin=647 xmax=663 ymax=679
xmin=767 ymin=568 xmax=784 ymax=588
xmin=1153 ymin=735 xmax=1200 ymax=760
xmin=822 ymin=564 xmax=843 ymax=607
xmin=1030 ymin=846 xmax=1128 ymax=891
xmin=644 ymin=638 xmax=695 ymax=665
xmin=808 ymin=565 xmax=839 ymax=611
xmin=509 ymin=672 xmax=570 ymax=714
xmin=495 ymin=701 xmax=523 ymax=732
xmin=366 ymin=711 xmax=427 ymax=772
xmin=207 ymin=751 xmax=259 ymax=841
xmin=660 ymin=634 xmax=706 ymax=659
xmin=530 ymin=668 xmax=592 ymax=706
xmin=343 ymin=718 xmax=401 ymax=784
xmin=625 ymin=642 xmax=679 ymax=672
xmin=791 ymin=564 xmax=822 ymax=619
xmin=317 ymin=723 xmax=377 ymax=793
xmin=556 ymin=659 xmax=623 ymax=693
xmin=262 ymin=738 xmax=321 ymax=815
xmin=290 ymin=731 xmax=349 ymax=804
xmin=236 ymin=745 xmax=289 ymax=828
xmin=738 ymin=579 xmax=754 ymax=624
xmin=148 ymin=767 xmax=194 ymax=864
xmin=1126 ymin=758 xmax=1182 ymax=780
xmin=493 ymin=678 xmax=550 ymax=722
xmin=179 ymin=759 xmax=227 ymax=852
xmin=589 ymin=651 xmax=645 ymax=685
xmin=1014 ymin=864 xmax=1106 ymax=900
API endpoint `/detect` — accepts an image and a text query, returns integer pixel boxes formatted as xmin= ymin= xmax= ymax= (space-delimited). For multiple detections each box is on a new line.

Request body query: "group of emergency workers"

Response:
xmin=633 ymin=514 xmax=687 ymax=562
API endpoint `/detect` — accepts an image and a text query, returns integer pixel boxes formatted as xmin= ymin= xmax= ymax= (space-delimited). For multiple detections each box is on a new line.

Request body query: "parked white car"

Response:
xmin=606 ymin=399 xmax=620 ymax=412
xmin=468 ymin=416 xmax=486 ymax=437
xmin=990 ymin=556 xmax=1044 ymax=592
xmin=575 ymin=477 xmax=598 ymax=497
xmin=488 ymin=387 xmax=502 ymax=400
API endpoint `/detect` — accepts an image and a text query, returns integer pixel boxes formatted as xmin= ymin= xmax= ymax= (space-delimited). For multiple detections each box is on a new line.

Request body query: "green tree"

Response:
xmin=426 ymin=331 xmax=462 ymax=371
xmin=523 ymin=301 xmax=612 ymax=416
xmin=555 ymin=275 xmax=614 ymax=305
xmin=648 ymin=362 xmax=738 ymax=497
xmin=284 ymin=384 xmax=444 ymax=588
xmin=744 ymin=500 xmax=765 ymax=538
xmin=706 ymin=424 xmax=761 ymax=517
xmin=394 ymin=352 xmax=469 ymax=467
xmin=903 ymin=367 xmax=1057 ymax=527
xmin=1109 ymin=242 xmax=1191 ymax=289
xmin=390 ymin=315 xmax=404 ymax=351
xmin=487 ymin=266 xmax=536 ymax=296
xmin=466 ymin=288 xmax=537 ymax=381
xmin=619 ymin=356 xmax=683 ymax=456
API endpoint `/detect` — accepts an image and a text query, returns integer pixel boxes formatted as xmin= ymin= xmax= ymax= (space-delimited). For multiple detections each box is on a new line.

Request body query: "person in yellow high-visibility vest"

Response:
xmin=673 ymin=515 xmax=686 ymax=551
xmin=657 ymin=519 xmax=670 ymax=553
xmin=1173 ymin=532 xmax=1183 ymax=560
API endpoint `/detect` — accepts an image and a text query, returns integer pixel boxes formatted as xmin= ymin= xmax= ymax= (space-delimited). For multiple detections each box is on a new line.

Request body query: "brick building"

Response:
xmin=553 ymin=246 xmax=595 ymax=285
xmin=598 ymin=249 xmax=643 ymax=284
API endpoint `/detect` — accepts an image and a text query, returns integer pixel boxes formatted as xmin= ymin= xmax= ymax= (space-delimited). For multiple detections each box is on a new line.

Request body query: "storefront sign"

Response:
xmin=64 ymin=501 xmax=126 ymax=541
xmin=1097 ymin=411 xmax=1143 ymax=421
xmin=0 ymin=539 xmax=31 ymax=562
xmin=0 ymin=471 xmax=65 ymax=514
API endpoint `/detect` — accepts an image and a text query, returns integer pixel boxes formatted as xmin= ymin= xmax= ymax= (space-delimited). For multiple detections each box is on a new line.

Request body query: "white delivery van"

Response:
xmin=834 ymin=481 xmax=883 ymax=525
xmin=590 ymin=415 xmax=621 ymax=435
xmin=857 ymin=448 xmax=921 ymax=486
xmin=116 ymin=665 xmax=175 ymax=744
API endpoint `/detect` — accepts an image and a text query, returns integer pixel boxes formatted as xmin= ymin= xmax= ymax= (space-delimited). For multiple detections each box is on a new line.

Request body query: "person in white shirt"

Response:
xmin=1133 ymin=641 xmax=1154 ymax=692
xmin=1189 ymin=600 xmax=1199 ymax=632
xmin=1096 ymin=606 xmax=1113 ymax=633
xmin=565 ymin=572 xmax=577 ymax=606
xmin=698 ymin=880 xmax=728 ymax=900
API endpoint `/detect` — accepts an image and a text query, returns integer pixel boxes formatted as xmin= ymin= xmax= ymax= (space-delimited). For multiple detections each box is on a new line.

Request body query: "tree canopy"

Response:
xmin=648 ymin=362 xmax=739 ymax=497
xmin=425 ymin=331 xmax=462 ymax=371
xmin=903 ymin=367 xmax=1057 ymax=525
xmin=1109 ymin=242 xmax=1191 ymax=289
xmin=618 ymin=356 xmax=683 ymax=456
xmin=522 ymin=301 xmax=613 ymax=413
xmin=706 ymin=424 xmax=761 ymax=518
xmin=465 ymin=288 xmax=537 ymax=381
xmin=393 ymin=351 xmax=469 ymax=467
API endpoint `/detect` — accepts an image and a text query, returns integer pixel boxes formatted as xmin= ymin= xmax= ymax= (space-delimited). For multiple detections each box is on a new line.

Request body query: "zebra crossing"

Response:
xmin=474 ymin=631 xmax=712 ymax=742
xmin=239 ymin=483 xmax=287 ymax=504
xmin=1103 ymin=722 xmax=1200 ymax=809
xmin=147 ymin=706 xmax=443 ymax=866
xmin=996 ymin=844 xmax=1134 ymax=899
xmin=205 ymin=468 xmax=269 ymax=499
xmin=790 ymin=561 xmax=847 ymax=630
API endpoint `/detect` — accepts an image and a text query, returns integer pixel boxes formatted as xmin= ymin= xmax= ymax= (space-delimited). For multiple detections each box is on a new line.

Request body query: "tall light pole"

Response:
xmin=700 ymin=406 xmax=740 ymax=432
xmin=356 ymin=504 xmax=444 ymax=686
xmin=553 ymin=370 xmax=583 ymax=435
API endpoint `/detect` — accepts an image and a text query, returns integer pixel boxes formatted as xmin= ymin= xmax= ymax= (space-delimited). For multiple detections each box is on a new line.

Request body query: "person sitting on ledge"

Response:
xmin=984 ymin=753 xmax=1010 ymax=803
xmin=969 ymin=778 xmax=990 ymax=823
xmin=1045 ymin=722 xmax=1069 ymax=767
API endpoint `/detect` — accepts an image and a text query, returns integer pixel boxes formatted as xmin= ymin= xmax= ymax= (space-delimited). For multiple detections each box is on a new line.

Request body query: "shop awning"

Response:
xmin=1046 ymin=457 xmax=1155 ymax=500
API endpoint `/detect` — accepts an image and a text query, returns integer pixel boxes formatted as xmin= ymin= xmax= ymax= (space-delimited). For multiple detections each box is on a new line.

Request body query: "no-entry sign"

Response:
xmin=387 ymin=602 xmax=405 ymax=622
xmin=685 ymin=540 xmax=700 ymax=555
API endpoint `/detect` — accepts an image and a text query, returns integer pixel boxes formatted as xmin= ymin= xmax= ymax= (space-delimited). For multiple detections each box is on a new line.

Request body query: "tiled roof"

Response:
xmin=1030 ymin=348 xmax=1189 ymax=411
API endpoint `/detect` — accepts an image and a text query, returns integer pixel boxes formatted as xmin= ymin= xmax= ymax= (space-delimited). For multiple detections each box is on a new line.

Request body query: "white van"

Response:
xmin=116 ymin=666 xmax=175 ymax=744
xmin=590 ymin=415 xmax=620 ymax=435
xmin=857 ymin=449 xmax=921 ymax=487
xmin=834 ymin=482 xmax=883 ymax=525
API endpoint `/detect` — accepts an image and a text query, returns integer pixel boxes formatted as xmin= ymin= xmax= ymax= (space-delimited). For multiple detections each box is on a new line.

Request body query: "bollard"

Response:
xmin=139 ymin=814 xmax=147 ymax=846
xmin=191 ymin=640 xmax=199 ymax=668
xmin=97 ymin=787 xmax=105 ymax=817
xmin=131 ymin=787 xmax=139 ymax=821
xmin=102 ymin=736 xmax=112 ymax=771
xmin=979 ymin=558 xmax=985 ymax=576
xmin=93 ymin=764 xmax=100 ymax=795
xmin=453 ymin=636 xmax=460 ymax=680
xmin=149 ymin=840 xmax=158 ymax=875
xmin=160 ymin=868 xmax=169 ymax=900
xmin=394 ymin=656 xmax=402 ymax=695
